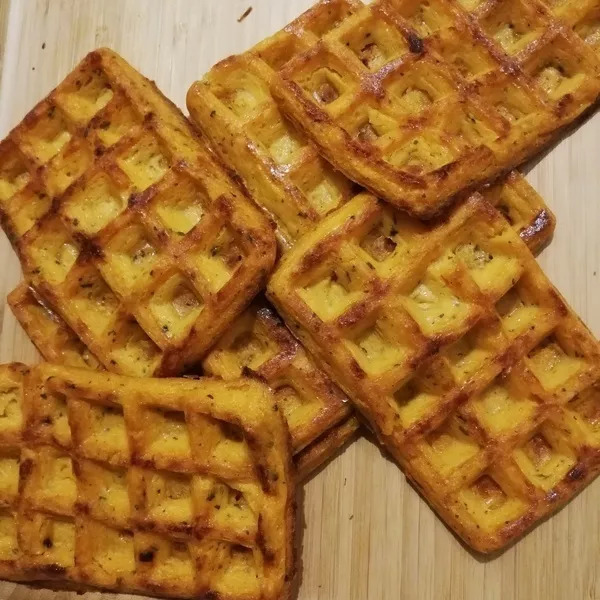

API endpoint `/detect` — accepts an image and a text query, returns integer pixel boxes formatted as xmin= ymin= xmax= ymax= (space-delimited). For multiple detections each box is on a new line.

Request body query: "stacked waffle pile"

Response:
xmin=0 ymin=0 xmax=599 ymax=596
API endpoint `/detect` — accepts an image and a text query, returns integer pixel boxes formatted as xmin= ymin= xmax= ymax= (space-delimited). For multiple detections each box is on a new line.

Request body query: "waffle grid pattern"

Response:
xmin=263 ymin=0 xmax=600 ymax=217
xmin=202 ymin=300 xmax=359 ymax=477
xmin=268 ymin=190 xmax=600 ymax=551
xmin=0 ymin=363 xmax=294 ymax=599
xmin=7 ymin=169 xmax=555 ymax=482
xmin=0 ymin=364 xmax=28 ymax=583
xmin=188 ymin=0 xmax=565 ymax=241
xmin=8 ymin=284 xmax=359 ymax=479
xmin=0 ymin=0 xmax=596 ymax=559
xmin=0 ymin=49 xmax=276 ymax=377
xmin=518 ymin=0 xmax=600 ymax=57
xmin=188 ymin=49 xmax=357 ymax=249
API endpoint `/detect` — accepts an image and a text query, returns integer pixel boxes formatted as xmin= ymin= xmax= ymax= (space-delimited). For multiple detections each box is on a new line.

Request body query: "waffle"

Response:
xmin=0 ymin=362 xmax=294 ymax=599
xmin=268 ymin=190 xmax=600 ymax=553
xmin=6 ymin=162 xmax=555 ymax=486
xmin=187 ymin=36 xmax=358 ymax=250
xmin=251 ymin=0 xmax=600 ymax=217
xmin=188 ymin=1 xmax=557 ymax=244
xmin=8 ymin=284 xmax=360 ymax=479
xmin=531 ymin=1 xmax=600 ymax=58
xmin=0 ymin=48 xmax=276 ymax=377
xmin=202 ymin=300 xmax=359 ymax=475
xmin=7 ymin=284 xmax=104 ymax=371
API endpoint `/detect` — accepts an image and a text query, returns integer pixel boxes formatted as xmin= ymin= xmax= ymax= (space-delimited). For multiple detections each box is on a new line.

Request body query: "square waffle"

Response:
xmin=202 ymin=299 xmax=360 ymax=479
xmin=0 ymin=362 xmax=294 ymax=598
xmin=255 ymin=0 xmax=600 ymax=217
xmin=187 ymin=44 xmax=358 ymax=250
xmin=188 ymin=0 xmax=556 ymax=247
xmin=0 ymin=48 xmax=276 ymax=377
xmin=7 ymin=284 xmax=360 ymax=480
xmin=268 ymin=190 xmax=600 ymax=553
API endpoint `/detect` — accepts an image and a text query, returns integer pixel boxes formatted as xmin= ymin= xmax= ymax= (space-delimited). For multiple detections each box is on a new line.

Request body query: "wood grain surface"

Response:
xmin=0 ymin=1 xmax=598 ymax=599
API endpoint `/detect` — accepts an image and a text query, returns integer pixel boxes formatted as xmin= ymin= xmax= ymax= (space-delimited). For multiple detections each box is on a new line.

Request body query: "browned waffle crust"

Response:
xmin=238 ymin=0 xmax=600 ymax=217
xmin=0 ymin=362 xmax=294 ymax=598
xmin=9 ymin=36 xmax=558 ymax=485
xmin=8 ymin=284 xmax=360 ymax=479
xmin=7 ymin=284 xmax=104 ymax=371
xmin=0 ymin=48 xmax=276 ymax=377
xmin=202 ymin=300 xmax=359 ymax=474
xmin=268 ymin=189 xmax=600 ymax=553
xmin=294 ymin=413 xmax=362 ymax=479
xmin=541 ymin=0 xmax=600 ymax=57
xmin=7 ymin=166 xmax=555 ymax=481
xmin=188 ymin=3 xmax=556 ymax=250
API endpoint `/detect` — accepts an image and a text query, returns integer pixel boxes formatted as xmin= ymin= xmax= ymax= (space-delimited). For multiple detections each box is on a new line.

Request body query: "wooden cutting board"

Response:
xmin=0 ymin=1 xmax=599 ymax=599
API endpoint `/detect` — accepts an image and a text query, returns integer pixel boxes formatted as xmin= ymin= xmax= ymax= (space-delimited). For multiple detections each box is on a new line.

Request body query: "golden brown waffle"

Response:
xmin=202 ymin=300 xmax=359 ymax=473
xmin=8 ymin=283 xmax=360 ymax=479
xmin=6 ymin=167 xmax=552 ymax=478
xmin=529 ymin=0 xmax=600 ymax=58
xmin=188 ymin=0 xmax=557 ymax=246
xmin=0 ymin=48 xmax=276 ymax=377
xmin=187 ymin=37 xmax=358 ymax=249
xmin=7 ymin=284 xmax=103 ymax=371
xmin=6 ymin=164 xmax=555 ymax=486
xmin=268 ymin=190 xmax=600 ymax=553
xmin=253 ymin=0 xmax=600 ymax=217
xmin=0 ymin=362 xmax=294 ymax=598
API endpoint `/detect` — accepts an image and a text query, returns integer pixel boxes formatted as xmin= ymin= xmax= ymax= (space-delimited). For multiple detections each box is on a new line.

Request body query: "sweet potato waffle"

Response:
xmin=8 ymin=284 xmax=359 ymax=479
xmin=0 ymin=362 xmax=294 ymax=598
xmin=268 ymin=190 xmax=600 ymax=553
xmin=254 ymin=0 xmax=600 ymax=217
xmin=534 ymin=0 xmax=600 ymax=57
xmin=0 ymin=48 xmax=276 ymax=377
xmin=187 ymin=43 xmax=357 ymax=250
xmin=202 ymin=299 xmax=360 ymax=479
xmin=7 ymin=170 xmax=553 ymax=481
xmin=188 ymin=1 xmax=557 ymax=245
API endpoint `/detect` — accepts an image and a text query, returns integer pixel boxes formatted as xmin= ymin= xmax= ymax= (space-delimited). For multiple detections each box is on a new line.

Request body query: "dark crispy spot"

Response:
xmin=407 ymin=33 xmax=424 ymax=54
xmin=138 ymin=549 xmax=155 ymax=562
xmin=567 ymin=464 xmax=586 ymax=481
xmin=349 ymin=358 xmax=366 ymax=380
xmin=315 ymin=81 xmax=339 ymax=104
xmin=357 ymin=122 xmax=378 ymax=143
